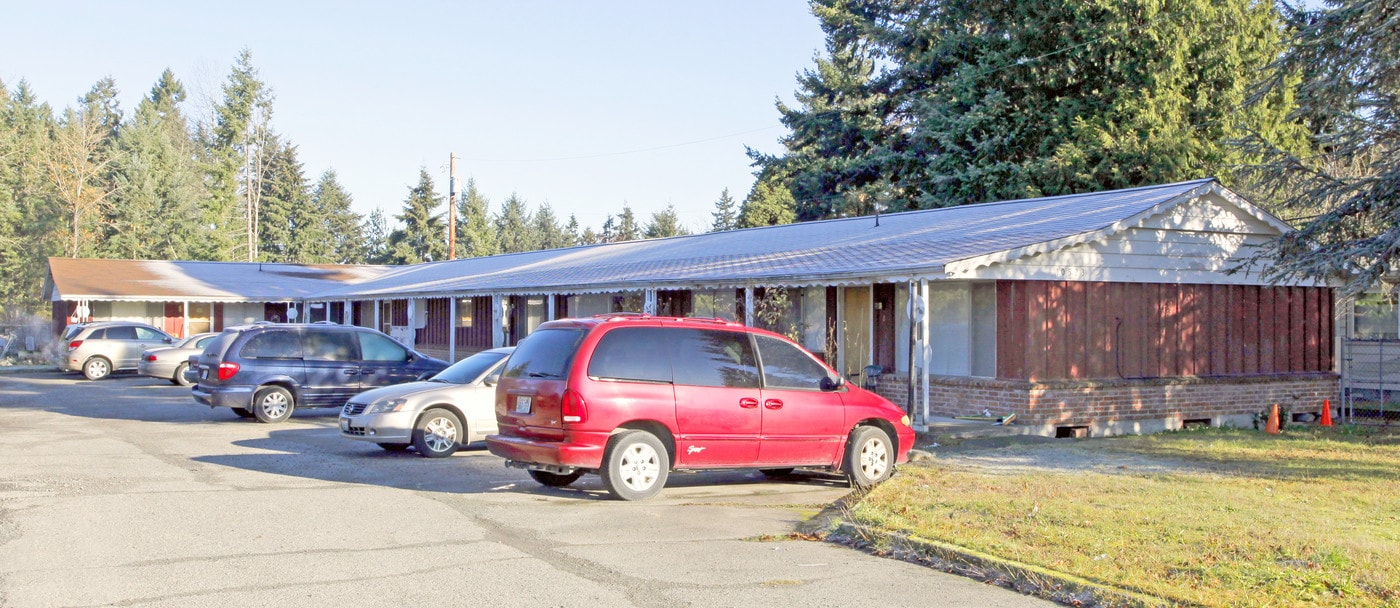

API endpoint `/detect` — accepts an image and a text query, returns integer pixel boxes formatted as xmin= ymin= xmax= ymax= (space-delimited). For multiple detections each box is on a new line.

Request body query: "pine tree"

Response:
xmin=532 ymin=202 xmax=567 ymax=250
xmin=455 ymin=177 xmax=498 ymax=258
xmin=599 ymin=215 xmax=616 ymax=243
xmin=312 ymin=170 xmax=365 ymax=263
xmin=710 ymin=188 xmax=738 ymax=232
xmin=204 ymin=49 xmax=274 ymax=261
xmin=1234 ymin=0 xmax=1399 ymax=294
xmin=644 ymin=203 xmax=689 ymax=238
xmin=563 ymin=214 xmax=582 ymax=246
xmin=386 ymin=168 xmax=446 ymax=264
xmin=104 ymin=69 xmax=205 ymax=260
xmin=362 ymin=208 xmax=391 ymax=264
xmin=737 ymin=169 xmax=796 ymax=228
xmin=0 ymin=80 xmax=60 ymax=315
xmin=257 ymin=137 xmax=320 ymax=262
xmin=614 ymin=205 xmax=640 ymax=242
xmin=494 ymin=192 xmax=534 ymax=253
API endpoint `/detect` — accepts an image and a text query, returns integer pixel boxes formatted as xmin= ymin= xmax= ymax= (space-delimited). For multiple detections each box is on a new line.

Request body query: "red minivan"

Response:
xmin=485 ymin=315 xmax=915 ymax=500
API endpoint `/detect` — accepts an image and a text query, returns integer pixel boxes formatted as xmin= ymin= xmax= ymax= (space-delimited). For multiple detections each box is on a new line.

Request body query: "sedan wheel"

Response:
xmin=172 ymin=362 xmax=193 ymax=386
xmin=412 ymin=408 xmax=462 ymax=458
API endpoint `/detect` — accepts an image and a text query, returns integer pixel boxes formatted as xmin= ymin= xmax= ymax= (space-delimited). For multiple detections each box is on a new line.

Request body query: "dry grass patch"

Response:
xmin=851 ymin=427 xmax=1400 ymax=607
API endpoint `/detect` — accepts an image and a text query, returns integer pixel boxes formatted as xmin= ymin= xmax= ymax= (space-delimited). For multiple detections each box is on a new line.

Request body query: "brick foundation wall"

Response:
xmin=870 ymin=373 xmax=1339 ymax=437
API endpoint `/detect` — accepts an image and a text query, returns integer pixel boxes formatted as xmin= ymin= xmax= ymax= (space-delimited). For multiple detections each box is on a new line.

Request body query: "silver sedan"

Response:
xmin=339 ymin=347 xmax=513 ymax=458
xmin=137 ymin=333 xmax=220 ymax=386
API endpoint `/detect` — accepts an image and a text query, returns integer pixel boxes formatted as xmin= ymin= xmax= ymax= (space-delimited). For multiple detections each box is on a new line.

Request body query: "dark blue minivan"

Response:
xmin=191 ymin=323 xmax=449 ymax=423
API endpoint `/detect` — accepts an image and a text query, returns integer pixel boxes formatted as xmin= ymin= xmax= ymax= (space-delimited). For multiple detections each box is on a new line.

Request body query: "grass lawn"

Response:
xmin=850 ymin=427 xmax=1400 ymax=607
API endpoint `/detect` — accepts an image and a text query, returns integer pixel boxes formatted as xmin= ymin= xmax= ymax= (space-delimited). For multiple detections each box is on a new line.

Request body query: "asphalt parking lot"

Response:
xmin=0 ymin=370 xmax=1052 ymax=607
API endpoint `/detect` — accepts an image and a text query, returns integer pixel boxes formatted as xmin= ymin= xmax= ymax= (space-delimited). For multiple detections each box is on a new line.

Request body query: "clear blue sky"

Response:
xmin=1 ymin=1 xmax=826 ymax=233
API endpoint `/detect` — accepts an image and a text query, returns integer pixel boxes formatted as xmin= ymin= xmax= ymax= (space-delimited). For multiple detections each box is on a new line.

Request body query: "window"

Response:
xmin=503 ymin=328 xmax=584 ymax=379
xmin=1354 ymin=294 xmax=1398 ymax=339
xmin=671 ymin=329 xmax=759 ymax=388
xmin=457 ymin=298 xmax=474 ymax=327
xmin=240 ymin=330 xmax=303 ymax=359
xmin=434 ymin=351 xmax=509 ymax=384
xmin=106 ymin=326 xmax=138 ymax=340
xmin=756 ymin=335 xmax=831 ymax=390
xmin=303 ymin=330 xmax=358 ymax=361
xmin=358 ymin=331 xmax=408 ymax=362
xmin=691 ymin=289 xmax=738 ymax=321
xmin=134 ymin=327 xmax=166 ymax=341
xmin=587 ymin=327 xmax=673 ymax=383
xmin=86 ymin=329 xmax=107 ymax=340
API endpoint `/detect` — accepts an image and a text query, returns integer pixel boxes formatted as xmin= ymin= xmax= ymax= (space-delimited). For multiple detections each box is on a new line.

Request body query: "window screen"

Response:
xmin=671 ymin=329 xmax=759 ymax=388
xmin=756 ymin=335 xmax=830 ymax=390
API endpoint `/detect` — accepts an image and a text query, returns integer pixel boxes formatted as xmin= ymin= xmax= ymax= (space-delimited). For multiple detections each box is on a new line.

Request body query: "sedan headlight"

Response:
xmin=368 ymin=398 xmax=409 ymax=414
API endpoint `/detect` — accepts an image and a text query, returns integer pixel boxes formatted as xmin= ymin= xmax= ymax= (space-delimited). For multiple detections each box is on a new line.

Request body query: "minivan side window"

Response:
xmin=304 ymin=330 xmax=358 ymax=361
xmin=358 ymin=332 xmax=408 ymax=362
xmin=240 ymin=330 xmax=303 ymax=359
xmin=503 ymin=328 xmax=584 ymax=379
xmin=755 ymin=335 xmax=830 ymax=391
xmin=671 ymin=329 xmax=759 ymax=388
xmin=588 ymin=327 xmax=673 ymax=384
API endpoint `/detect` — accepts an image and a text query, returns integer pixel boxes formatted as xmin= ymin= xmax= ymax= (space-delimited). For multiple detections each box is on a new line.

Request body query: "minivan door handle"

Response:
xmin=342 ymin=369 xmax=359 ymax=376
xmin=764 ymin=399 xmax=784 ymax=410
xmin=739 ymin=398 xmax=759 ymax=409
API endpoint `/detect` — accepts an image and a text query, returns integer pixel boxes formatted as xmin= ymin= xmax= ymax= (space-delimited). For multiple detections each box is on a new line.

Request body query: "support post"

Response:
xmin=448 ymin=297 xmax=457 ymax=361
xmin=743 ymin=286 xmax=754 ymax=326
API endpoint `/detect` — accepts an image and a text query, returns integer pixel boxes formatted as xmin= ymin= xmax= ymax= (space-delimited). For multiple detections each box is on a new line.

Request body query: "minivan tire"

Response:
xmin=251 ymin=386 xmax=294 ymax=423
xmin=82 ymin=356 xmax=112 ymax=380
xmin=845 ymin=426 xmax=894 ymax=489
xmin=600 ymin=430 xmax=670 ymax=501
xmin=528 ymin=469 xmax=584 ymax=488
xmin=412 ymin=408 xmax=462 ymax=458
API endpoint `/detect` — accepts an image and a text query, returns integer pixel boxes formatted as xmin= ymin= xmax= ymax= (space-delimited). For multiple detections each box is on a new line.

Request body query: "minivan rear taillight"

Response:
xmin=67 ymin=340 xmax=83 ymax=350
xmin=561 ymin=389 xmax=587 ymax=423
xmin=217 ymin=362 xmax=240 ymax=381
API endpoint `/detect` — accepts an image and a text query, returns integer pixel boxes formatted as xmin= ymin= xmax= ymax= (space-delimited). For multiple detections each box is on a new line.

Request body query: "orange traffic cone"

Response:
xmin=1320 ymin=399 xmax=1333 ymax=427
xmin=1264 ymin=403 xmax=1281 ymax=435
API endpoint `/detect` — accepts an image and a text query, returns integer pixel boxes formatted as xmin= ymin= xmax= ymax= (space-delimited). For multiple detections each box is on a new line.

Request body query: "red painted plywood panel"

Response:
xmin=1258 ymin=288 xmax=1276 ymax=375
xmin=1289 ymin=287 xmax=1306 ymax=372
xmin=1242 ymin=286 xmax=1259 ymax=374
xmin=1304 ymin=288 xmax=1320 ymax=371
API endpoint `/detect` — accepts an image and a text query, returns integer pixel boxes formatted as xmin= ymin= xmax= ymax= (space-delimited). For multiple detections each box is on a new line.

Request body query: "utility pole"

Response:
xmin=448 ymin=153 xmax=458 ymax=260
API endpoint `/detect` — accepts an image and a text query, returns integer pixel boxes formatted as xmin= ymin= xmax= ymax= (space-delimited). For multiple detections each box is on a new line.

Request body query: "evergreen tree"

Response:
xmin=644 ymin=203 xmax=689 ymax=238
xmin=599 ymin=214 xmax=616 ymax=243
xmin=45 ymin=93 xmax=119 ymax=258
xmin=204 ymin=49 xmax=274 ymax=261
xmin=614 ymin=205 xmax=640 ymax=242
xmin=311 ymin=170 xmax=365 ymax=263
xmin=455 ymin=177 xmax=498 ymax=258
xmin=532 ymin=202 xmax=567 ymax=250
xmin=563 ymin=214 xmax=582 ymax=246
xmin=757 ymin=0 xmax=1301 ymax=216
xmin=1235 ymin=0 xmax=1398 ymax=294
xmin=104 ymin=69 xmax=205 ymax=260
xmin=579 ymin=226 xmax=600 ymax=245
xmin=710 ymin=187 xmax=738 ymax=232
xmin=257 ymin=137 xmax=321 ymax=262
xmin=494 ymin=192 xmax=534 ymax=253
xmin=0 ymin=80 xmax=59 ymax=314
xmin=737 ymin=168 xmax=796 ymax=228
xmin=361 ymin=208 xmax=391 ymax=264
xmin=79 ymin=77 xmax=123 ymax=146
xmin=386 ymin=168 xmax=447 ymax=264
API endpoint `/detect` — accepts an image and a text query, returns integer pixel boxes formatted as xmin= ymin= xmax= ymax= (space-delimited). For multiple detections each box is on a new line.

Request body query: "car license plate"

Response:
xmin=514 ymin=395 xmax=532 ymax=414
xmin=339 ymin=418 xmax=349 ymax=431
xmin=200 ymin=367 xmax=208 ymax=379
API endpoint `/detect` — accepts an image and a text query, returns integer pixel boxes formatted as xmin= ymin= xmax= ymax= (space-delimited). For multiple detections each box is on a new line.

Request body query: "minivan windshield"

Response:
xmin=431 ymin=350 xmax=509 ymax=384
xmin=502 ymin=329 xmax=584 ymax=379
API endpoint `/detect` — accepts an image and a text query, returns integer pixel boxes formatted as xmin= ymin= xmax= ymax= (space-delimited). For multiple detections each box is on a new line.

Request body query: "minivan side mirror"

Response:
xmin=820 ymin=375 xmax=846 ymax=392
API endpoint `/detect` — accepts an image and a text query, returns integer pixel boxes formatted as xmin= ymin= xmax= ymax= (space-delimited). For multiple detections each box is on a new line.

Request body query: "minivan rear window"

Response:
xmin=503 ymin=329 xmax=584 ymax=379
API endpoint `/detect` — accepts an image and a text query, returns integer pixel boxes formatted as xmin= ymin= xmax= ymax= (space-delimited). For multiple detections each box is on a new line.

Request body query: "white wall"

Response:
xmin=222 ymin=303 xmax=263 ymax=326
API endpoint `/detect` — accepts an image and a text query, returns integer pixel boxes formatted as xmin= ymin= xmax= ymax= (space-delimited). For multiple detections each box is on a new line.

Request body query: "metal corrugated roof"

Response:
xmin=50 ymin=178 xmax=1276 ymax=303
xmin=312 ymin=178 xmax=1237 ymax=298
xmin=47 ymin=258 xmax=394 ymax=302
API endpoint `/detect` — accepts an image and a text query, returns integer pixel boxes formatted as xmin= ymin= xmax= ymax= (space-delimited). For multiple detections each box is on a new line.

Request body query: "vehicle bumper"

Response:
xmin=192 ymin=386 xmax=254 ymax=409
xmin=485 ymin=431 xmax=607 ymax=470
xmin=59 ymin=356 xmax=78 ymax=372
xmin=338 ymin=411 xmax=414 ymax=443
xmin=138 ymin=361 xmax=177 ymax=379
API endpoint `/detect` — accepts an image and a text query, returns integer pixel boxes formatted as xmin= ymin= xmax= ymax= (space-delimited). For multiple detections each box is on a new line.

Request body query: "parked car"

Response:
xmin=486 ymin=315 xmax=916 ymax=500
xmin=138 ymin=332 xmax=219 ymax=386
xmin=340 ymin=347 xmax=513 ymax=458
xmin=191 ymin=323 xmax=449 ymax=423
xmin=60 ymin=321 xmax=176 ymax=380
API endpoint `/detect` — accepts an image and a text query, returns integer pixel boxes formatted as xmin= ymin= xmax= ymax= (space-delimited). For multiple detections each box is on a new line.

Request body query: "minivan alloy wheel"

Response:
xmin=845 ymin=426 xmax=894 ymax=489
xmin=600 ymin=431 xmax=670 ymax=501
xmin=618 ymin=443 xmax=661 ymax=491
xmin=252 ymin=386 xmax=294 ymax=423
